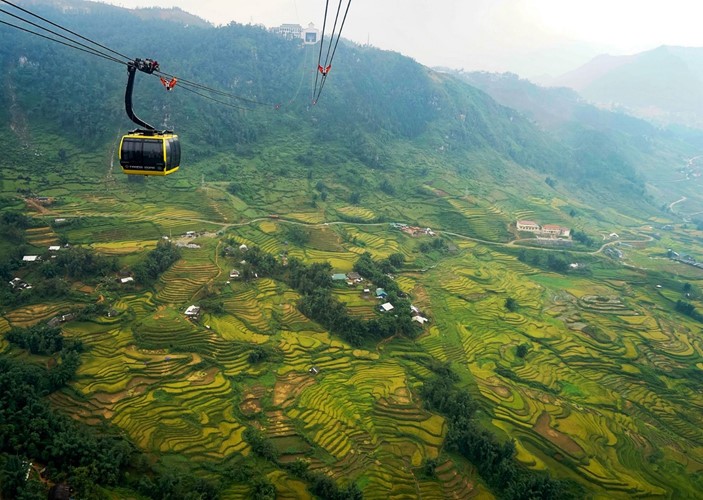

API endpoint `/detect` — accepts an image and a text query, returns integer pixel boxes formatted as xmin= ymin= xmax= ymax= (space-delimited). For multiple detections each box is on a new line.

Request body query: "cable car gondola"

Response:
xmin=119 ymin=59 xmax=180 ymax=176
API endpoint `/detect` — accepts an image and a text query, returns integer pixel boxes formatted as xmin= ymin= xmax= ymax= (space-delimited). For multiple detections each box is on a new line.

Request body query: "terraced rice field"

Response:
xmin=3 ymin=163 xmax=702 ymax=498
xmin=156 ymin=248 xmax=220 ymax=305
xmin=4 ymin=301 xmax=74 ymax=327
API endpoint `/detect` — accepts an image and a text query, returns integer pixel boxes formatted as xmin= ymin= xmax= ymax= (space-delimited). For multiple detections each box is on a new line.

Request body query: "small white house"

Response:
xmin=239 ymin=244 xmax=249 ymax=252
xmin=412 ymin=315 xmax=429 ymax=325
xmin=48 ymin=245 xmax=61 ymax=252
xmin=120 ymin=277 xmax=134 ymax=284
xmin=380 ymin=302 xmax=394 ymax=312
xmin=230 ymin=269 xmax=240 ymax=279
xmin=185 ymin=305 xmax=201 ymax=317
xmin=22 ymin=255 xmax=40 ymax=262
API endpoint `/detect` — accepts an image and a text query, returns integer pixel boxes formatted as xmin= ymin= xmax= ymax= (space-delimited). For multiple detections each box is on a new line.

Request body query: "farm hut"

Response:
xmin=48 ymin=245 xmax=61 ymax=252
xmin=375 ymin=288 xmax=387 ymax=299
xmin=22 ymin=255 xmax=40 ymax=262
xmin=120 ymin=277 xmax=134 ymax=284
xmin=239 ymin=244 xmax=249 ymax=251
xmin=230 ymin=269 xmax=241 ymax=278
xmin=309 ymin=366 xmax=320 ymax=375
xmin=410 ymin=305 xmax=420 ymax=314
xmin=185 ymin=305 xmax=201 ymax=317
xmin=412 ymin=315 xmax=429 ymax=325
xmin=380 ymin=302 xmax=394 ymax=312
xmin=347 ymin=272 xmax=362 ymax=281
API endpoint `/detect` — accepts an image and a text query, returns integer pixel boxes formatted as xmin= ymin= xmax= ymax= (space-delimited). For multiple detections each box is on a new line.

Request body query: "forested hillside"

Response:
xmin=0 ymin=0 xmax=689 ymax=211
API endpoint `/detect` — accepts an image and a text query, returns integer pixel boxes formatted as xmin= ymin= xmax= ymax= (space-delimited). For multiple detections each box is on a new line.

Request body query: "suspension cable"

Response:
xmin=0 ymin=0 xmax=132 ymax=61
xmin=0 ymin=7 xmax=128 ymax=65
xmin=312 ymin=0 xmax=352 ymax=105
xmin=0 ymin=18 xmax=127 ymax=66
xmin=0 ymin=1 xmax=286 ymax=111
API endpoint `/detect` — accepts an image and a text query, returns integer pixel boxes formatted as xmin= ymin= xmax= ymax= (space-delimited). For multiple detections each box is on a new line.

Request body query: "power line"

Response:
xmin=0 ymin=0 xmax=132 ymax=62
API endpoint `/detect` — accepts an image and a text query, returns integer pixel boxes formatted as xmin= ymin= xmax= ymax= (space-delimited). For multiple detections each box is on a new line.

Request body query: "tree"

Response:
xmin=505 ymin=297 xmax=518 ymax=312
xmin=516 ymin=344 xmax=529 ymax=358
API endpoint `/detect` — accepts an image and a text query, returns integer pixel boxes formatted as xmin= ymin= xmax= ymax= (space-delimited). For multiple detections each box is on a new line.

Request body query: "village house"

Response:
xmin=22 ymin=255 xmax=40 ymax=262
xmin=185 ymin=305 xmax=201 ymax=318
xmin=48 ymin=245 xmax=61 ymax=252
xmin=120 ymin=277 xmax=134 ymax=284
xmin=375 ymin=288 xmax=387 ymax=299
xmin=380 ymin=302 xmax=394 ymax=312
xmin=347 ymin=272 xmax=363 ymax=282
xmin=542 ymin=224 xmax=571 ymax=237
xmin=229 ymin=269 xmax=240 ymax=279
xmin=412 ymin=315 xmax=429 ymax=325
xmin=9 ymin=277 xmax=31 ymax=290
xmin=516 ymin=220 xmax=540 ymax=232
xmin=332 ymin=273 xmax=347 ymax=281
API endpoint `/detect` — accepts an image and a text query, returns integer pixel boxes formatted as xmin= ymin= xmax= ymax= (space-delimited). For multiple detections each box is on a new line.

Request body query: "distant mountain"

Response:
xmin=18 ymin=0 xmax=212 ymax=27
xmin=552 ymin=46 xmax=703 ymax=129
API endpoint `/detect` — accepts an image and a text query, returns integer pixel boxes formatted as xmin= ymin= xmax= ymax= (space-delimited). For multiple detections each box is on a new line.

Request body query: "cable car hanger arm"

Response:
xmin=125 ymin=58 xmax=163 ymax=132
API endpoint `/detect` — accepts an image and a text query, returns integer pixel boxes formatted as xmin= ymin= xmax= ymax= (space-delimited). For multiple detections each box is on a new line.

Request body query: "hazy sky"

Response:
xmin=99 ymin=0 xmax=703 ymax=77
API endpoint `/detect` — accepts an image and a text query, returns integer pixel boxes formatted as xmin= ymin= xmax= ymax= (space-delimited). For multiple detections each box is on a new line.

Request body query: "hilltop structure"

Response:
xmin=270 ymin=22 xmax=320 ymax=44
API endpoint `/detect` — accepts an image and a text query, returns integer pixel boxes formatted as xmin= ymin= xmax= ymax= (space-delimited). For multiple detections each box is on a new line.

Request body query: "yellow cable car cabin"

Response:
xmin=119 ymin=132 xmax=180 ymax=176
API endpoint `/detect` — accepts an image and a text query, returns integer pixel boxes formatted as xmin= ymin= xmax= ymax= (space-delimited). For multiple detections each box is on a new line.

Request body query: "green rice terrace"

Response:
xmin=2 ymin=158 xmax=703 ymax=499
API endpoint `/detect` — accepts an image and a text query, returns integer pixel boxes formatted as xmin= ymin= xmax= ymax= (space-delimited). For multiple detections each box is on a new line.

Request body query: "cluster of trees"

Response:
xmin=5 ymin=324 xmax=83 ymax=390
xmin=45 ymin=246 xmax=118 ymax=280
xmin=132 ymin=240 xmax=181 ymax=285
xmin=571 ymin=229 xmax=595 ymax=247
xmin=239 ymin=247 xmax=417 ymax=346
xmin=243 ymin=429 xmax=361 ymax=500
xmin=352 ymin=252 xmax=404 ymax=298
xmin=421 ymin=375 xmax=577 ymax=499
xmin=0 ymin=356 xmax=134 ymax=498
xmin=6 ymin=324 xmax=70 ymax=355
xmin=675 ymin=300 xmax=703 ymax=322
xmin=517 ymin=250 xmax=573 ymax=274
xmin=0 ymin=211 xmax=33 ymax=245
xmin=418 ymin=237 xmax=449 ymax=254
